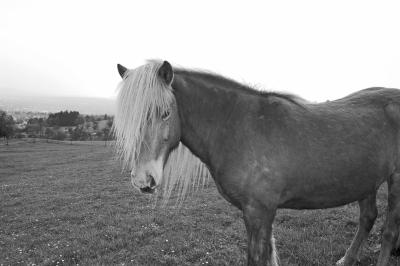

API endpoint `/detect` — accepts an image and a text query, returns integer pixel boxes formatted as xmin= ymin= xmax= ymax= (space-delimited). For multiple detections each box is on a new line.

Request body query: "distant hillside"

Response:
xmin=0 ymin=95 xmax=115 ymax=115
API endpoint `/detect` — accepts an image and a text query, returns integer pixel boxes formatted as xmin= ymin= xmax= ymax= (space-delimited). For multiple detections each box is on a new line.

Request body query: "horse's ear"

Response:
xmin=117 ymin=64 xmax=128 ymax=78
xmin=158 ymin=61 xmax=174 ymax=85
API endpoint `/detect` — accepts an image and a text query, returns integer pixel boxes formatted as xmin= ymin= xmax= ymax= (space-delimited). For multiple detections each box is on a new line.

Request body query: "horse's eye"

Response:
xmin=161 ymin=110 xmax=171 ymax=121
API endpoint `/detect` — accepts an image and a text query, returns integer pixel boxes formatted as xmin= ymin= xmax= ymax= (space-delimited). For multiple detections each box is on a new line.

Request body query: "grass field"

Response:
xmin=1 ymin=140 xmax=400 ymax=265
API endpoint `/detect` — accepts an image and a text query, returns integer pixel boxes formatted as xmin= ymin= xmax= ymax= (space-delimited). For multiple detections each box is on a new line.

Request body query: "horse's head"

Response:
xmin=115 ymin=61 xmax=181 ymax=194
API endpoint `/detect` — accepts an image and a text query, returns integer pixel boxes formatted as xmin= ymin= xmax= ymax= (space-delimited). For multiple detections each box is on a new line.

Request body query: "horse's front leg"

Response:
xmin=243 ymin=203 xmax=279 ymax=266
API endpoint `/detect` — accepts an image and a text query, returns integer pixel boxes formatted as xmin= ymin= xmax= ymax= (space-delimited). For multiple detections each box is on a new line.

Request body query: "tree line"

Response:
xmin=0 ymin=110 xmax=114 ymax=145
xmin=0 ymin=110 xmax=15 ymax=145
xmin=46 ymin=111 xmax=83 ymax=126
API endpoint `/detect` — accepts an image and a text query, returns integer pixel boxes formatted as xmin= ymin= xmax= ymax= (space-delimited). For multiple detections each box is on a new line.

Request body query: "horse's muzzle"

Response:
xmin=139 ymin=175 xmax=157 ymax=194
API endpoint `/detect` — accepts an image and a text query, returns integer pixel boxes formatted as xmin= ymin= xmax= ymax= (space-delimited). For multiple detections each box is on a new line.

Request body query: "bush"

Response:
xmin=54 ymin=131 xmax=67 ymax=141
xmin=15 ymin=133 xmax=26 ymax=139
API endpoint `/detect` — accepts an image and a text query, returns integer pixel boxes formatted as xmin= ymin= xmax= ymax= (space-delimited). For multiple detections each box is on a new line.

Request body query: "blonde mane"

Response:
xmin=113 ymin=60 xmax=210 ymax=204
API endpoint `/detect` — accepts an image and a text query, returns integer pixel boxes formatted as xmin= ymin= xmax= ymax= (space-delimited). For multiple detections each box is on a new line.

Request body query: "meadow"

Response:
xmin=1 ymin=140 xmax=399 ymax=265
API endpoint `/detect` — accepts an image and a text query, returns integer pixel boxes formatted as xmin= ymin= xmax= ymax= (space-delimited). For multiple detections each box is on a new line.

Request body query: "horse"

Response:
xmin=113 ymin=60 xmax=400 ymax=266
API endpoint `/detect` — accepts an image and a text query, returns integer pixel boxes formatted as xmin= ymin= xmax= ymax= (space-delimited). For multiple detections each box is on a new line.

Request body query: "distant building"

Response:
xmin=58 ymin=126 xmax=77 ymax=135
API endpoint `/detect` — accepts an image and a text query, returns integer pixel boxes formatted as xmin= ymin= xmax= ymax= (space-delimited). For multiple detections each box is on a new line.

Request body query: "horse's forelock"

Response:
xmin=113 ymin=61 xmax=172 ymax=168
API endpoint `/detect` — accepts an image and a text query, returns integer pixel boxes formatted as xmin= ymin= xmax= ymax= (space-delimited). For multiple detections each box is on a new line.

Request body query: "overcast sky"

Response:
xmin=1 ymin=0 xmax=400 ymax=102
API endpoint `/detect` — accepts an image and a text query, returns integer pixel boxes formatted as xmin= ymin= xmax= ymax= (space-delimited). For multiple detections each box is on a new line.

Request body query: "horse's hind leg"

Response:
xmin=377 ymin=173 xmax=400 ymax=266
xmin=336 ymin=192 xmax=378 ymax=266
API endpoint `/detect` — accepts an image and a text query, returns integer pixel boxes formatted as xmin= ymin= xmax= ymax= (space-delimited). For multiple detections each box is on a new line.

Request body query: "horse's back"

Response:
xmin=333 ymin=87 xmax=400 ymax=106
xmin=269 ymin=88 xmax=400 ymax=209
xmin=332 ymin=87 xmax=400 ymax=136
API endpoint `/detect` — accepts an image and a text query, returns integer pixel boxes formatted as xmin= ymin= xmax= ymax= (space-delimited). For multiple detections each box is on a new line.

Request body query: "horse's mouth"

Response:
xmin=140 ymin=186 xmax=155 ymax=194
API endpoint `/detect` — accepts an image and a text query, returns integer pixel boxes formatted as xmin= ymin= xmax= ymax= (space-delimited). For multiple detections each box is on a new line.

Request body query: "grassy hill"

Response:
xmin=0 ymin=140 xmax=399 ymax=265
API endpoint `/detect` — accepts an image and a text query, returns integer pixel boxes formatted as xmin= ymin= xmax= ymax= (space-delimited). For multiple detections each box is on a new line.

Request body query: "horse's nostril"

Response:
xmin=149 ymin=175 xmax=156 ymax=188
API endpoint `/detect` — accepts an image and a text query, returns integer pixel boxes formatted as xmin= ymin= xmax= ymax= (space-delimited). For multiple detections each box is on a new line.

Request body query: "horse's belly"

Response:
xmin=278 ymin=174 xmax=385 ymax=210
xmin=275 ymin=145 xmax=393 ymax=209
xmin=280 ymin=191 xmax=373 ymax=209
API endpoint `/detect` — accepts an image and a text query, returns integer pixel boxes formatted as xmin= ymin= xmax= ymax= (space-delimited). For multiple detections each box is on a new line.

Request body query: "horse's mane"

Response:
xmin=113 ymin=60 xmax=210 ymax=205
xmin=174 ymin=68 xmax=306 ymax=107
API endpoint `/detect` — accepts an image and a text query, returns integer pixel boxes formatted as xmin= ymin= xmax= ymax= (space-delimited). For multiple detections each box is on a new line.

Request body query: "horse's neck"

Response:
xmin=172 ymin=72 xmax=234 ymax=168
